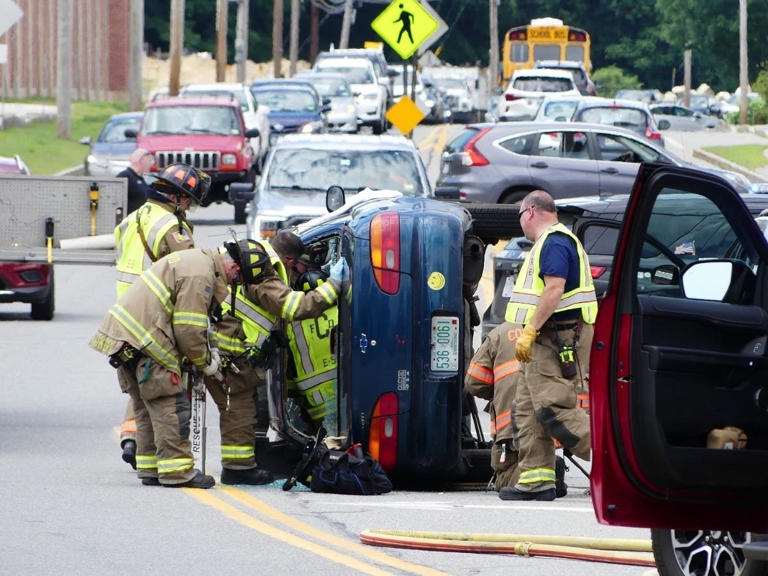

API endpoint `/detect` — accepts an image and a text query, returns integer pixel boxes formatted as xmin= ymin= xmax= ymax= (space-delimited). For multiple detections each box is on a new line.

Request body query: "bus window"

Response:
xmin=566 ymin=46 xmax=585 ymax=62
xmin=510 ymin=45 xmax=529 ymax=64
xmin=533 ymin=45 xmax=561 ymax=62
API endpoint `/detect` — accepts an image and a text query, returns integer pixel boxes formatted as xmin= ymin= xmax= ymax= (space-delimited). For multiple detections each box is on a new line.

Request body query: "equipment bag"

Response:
xmin=309 ymin=448 xmax=393 ymax=496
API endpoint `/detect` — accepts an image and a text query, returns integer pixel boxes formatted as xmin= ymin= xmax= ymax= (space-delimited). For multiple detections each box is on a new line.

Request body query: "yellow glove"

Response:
xmin=515 ymin=324 xmax=538 ymax=363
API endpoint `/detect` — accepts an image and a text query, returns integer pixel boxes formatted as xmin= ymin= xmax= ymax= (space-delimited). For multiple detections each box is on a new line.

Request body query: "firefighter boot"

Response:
xmin=221 ymin=467 xmax=274 ymax=486
xmin=121 ymin=440 xmax=137 ymax=470
xmin=555 ymin=455 xmax=568 ymax=498
xmin=498 ymin=486 xmax=556 ymax=501
xmin=163 ymin=471 xmax=215 ymax=489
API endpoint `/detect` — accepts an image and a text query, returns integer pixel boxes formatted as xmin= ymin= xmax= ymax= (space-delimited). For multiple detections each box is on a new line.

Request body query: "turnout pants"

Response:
xmin=119 ymin=399 xmax=136 ymax=447
xmin=514 ymin=323 xmax=593 ymax=491
xmin=119 ymin=357 xmax=196 ymax=485
xmin=205 ymin=361 xmax=267 ymax=470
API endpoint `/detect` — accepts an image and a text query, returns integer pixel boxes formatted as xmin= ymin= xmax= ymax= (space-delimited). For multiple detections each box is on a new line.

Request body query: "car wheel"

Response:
xmin=30 ymin=271 xmax=55 ymax=321
xmin=466 ymin=203 xmax=521 ymax=244
xmin=500 ymin=190 xmax=529 ymax=206
xmin=651 ymin=529 xmax=768 ymax=576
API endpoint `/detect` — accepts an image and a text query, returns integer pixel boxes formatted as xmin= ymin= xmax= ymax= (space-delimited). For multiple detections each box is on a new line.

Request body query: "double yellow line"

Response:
xmin=188 ymin=486 xmax=452 ymax=576
xmin=417 ymin=124 xmax=450 ymax=156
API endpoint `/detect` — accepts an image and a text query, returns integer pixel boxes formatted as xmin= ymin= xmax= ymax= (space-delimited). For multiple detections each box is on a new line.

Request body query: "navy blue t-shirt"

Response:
xmin=539 ymin=232 xmax=580 ymax=320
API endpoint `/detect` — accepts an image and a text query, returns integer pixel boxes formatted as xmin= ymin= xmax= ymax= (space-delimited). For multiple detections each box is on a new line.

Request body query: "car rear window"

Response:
xmin=578 ymin=106 xmax=649 ymax=129
xmin=445 ymin=128 xmax=481 ymax=154
xmin=513 ymin=77 xmax=574 ymax=92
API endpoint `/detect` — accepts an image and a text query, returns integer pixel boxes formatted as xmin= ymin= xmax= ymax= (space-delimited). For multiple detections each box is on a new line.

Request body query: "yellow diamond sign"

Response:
xmin=386 ymin=95 xmax=425 ymax=135
xmin=371 ymin=0 xmax=439 ymax=60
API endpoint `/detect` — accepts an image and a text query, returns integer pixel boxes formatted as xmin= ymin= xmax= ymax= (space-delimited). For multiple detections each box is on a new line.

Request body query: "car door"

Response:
xmin=591 ymin=162 xmax=768 ymax=532
xmin=594 ymin=131 xmax=643 ymax=196
xmin=525 ymin=129 xmax=602 ymax=198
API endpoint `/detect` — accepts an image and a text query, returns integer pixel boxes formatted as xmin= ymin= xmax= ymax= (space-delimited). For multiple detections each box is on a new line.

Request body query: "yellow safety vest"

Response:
xmin=115 ymin=202 xmax=192 ymax=298
xmin=213 ymin=240 xmax=289 ymax=356
xmin=505 ymin=222 xmax=597 ymax=325
xmin=287 ymin=307 xmax=337 ymax=421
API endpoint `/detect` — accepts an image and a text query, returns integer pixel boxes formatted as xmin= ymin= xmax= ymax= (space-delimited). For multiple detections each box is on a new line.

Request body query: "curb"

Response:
xmin=693 ymin=148 xmax=767 ymax=183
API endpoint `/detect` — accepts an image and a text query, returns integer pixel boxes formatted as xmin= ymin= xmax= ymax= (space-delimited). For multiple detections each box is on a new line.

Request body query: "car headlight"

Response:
xmin=300 ymin=121 xmax=323 ymax=134
xmin=221 ymin=153 xmax=237 ymax=166
xmin=425 ymin=99 xmax=435 ymax=107
xmin=87 ymin=154 xmax=109 ymax=168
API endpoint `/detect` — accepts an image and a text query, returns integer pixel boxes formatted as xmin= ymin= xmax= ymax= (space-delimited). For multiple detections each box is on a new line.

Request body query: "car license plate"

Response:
xmin=431 ymin=316 xmax=459 ymax=372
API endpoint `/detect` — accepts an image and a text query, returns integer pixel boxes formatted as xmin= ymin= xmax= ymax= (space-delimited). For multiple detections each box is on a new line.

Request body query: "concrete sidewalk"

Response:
xmin=0 ymin=102 xmax=57 ymax=128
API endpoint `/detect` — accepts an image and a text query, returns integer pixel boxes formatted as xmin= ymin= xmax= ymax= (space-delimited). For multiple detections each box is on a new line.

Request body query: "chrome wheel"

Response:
xmin=652 ymin=529 xmax=766 ymax=576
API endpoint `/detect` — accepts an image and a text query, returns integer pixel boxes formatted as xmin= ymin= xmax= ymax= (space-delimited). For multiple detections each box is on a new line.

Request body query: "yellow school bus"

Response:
xmin=501 ymin=17 xmax=591 ymax=85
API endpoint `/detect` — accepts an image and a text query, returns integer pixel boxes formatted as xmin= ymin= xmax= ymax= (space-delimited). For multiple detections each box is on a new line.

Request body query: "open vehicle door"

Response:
xmin=590 ymin=162 xmax=768 ymax=531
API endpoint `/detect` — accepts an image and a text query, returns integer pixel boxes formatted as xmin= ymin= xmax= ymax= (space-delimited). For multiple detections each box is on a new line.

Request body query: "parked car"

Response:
xmin=0 ymin=156 xmax=54 ymax=320
xmin=79 ymin=111 xmax=142 ymax=177
xmin=256 ymin=186 xmax=520 ymax=486
xmin=498 ymin=68 xmax=581 ymax=122
xmin=436 ymin=121 xmax=695 ymax=205
xmin=314 ymin=47 xmax=396 ymax=94
xmin=614 ymin=88 xmax=663 ymax=104
xmin=180 ymin=82 xmax=271 ymax=172
xmin=572 ymin=96 xmax=669 ymax=146
xmin=679 ymin=93 xmax=723 ymax=118
xmin=427 ymin=75 xmax=478 ymax=123
xmin=241 ymin=133 xmax=432 ymax=240
xmin=534 ymin=59 xmax=596 ymax=95
xmin=649 ymin=103 xmax=725 ymax=131
xmin=532 ymin=94 xmax=583 ymax=122
xmin=420 ymin=79 xmax=450 ymax=124
xmin=720 ymin=91 xmax=763 ymax=115
xmin=294 ymin=72 xmax=358 ymax=134
xmin=250 ymin=80 xmax=329 ymax=145
xmin=312 ymin=56 xmax=389 ymax=134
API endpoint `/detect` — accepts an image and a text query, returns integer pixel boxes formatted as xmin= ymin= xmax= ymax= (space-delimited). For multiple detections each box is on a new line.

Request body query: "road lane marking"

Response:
xmin=188 ymin=486 xmax=452 ymax=576
xmin=333 ymin=500 xmax=595 ymax=513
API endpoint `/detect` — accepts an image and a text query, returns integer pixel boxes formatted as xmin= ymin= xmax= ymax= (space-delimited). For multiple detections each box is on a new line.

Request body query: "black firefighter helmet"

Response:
xmin=294 ymin=268 xmax=328 ymax=292
xmin=149 ymin=163 xmax=210 ymax=205
xmin=225 ymin=239 xmax=271 ymax=286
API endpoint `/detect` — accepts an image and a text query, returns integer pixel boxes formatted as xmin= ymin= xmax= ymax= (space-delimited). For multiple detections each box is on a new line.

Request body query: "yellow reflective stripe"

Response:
xmin=157 ymin=457 xmax=194 ymax=474
xmin=281 ymin=291 xmax=302 ymax=321
xmin=136 ymin=454 xmax=158 ymax=470
xmin=109 ymin=304 xmax=180 ymax=371
xmin=141 ymin=270 xmax=173 ymax=315
xmin=172 ymin=311 xmax=209 ymax=328
xmin=290 ymin=321 xmax=314 ymax=374
xmin=518 ymin=468 xmax=556 ymax=484
xmin=213 ymin=332 xmax=248 ymax=355
xmin=293 ymin=368 xmax=335 ymax=392
xmin=316 ymin=282 xmax=338 ymax=304
xmin=221 ymin=445 xmax=255 ymax=459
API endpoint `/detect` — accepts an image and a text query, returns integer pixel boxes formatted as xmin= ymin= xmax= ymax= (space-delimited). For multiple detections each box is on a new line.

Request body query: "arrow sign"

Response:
xmin=0 ymin=0 xmax=23 ymax=38
xmin=371 ymin=0 xmax=438 ymax=61
xmin=416 ymin=1 xmax=448 ymax=56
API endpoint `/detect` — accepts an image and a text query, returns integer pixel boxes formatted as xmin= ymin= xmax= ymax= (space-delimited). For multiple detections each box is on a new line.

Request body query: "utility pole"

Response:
xmin=169 ymin=0 xmax=184 ymax=95
xmin=289 ymin=0 xmax=299 ymax=76
xmin=273 ymin=0 xmax=283 ymax=78
xmin=216 ymin=0 xmax=228 ymax=82
xmin=739 ymin=0 xmax=748 ymax=125
xmin=489 ymin=0 xmax=498 ymax=88
xmin=129 ymin=0 xmax=144 ymax=110
xmin=310 ymin=2 xmax=319 ymax=64
xmin=683 ymin=43 xmax=692 ymax=108
xmin=339 ymin=0 xmax=353 ymax=49
xmin=57 ymin=0 xmax=72 ymax=139
xmin=235 ymin=0 xmax=250 ymax=83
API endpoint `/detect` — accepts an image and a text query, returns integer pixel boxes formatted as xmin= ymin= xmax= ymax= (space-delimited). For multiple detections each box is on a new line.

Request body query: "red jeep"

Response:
xmin=129 ymin=95 xmax=260 ymax=223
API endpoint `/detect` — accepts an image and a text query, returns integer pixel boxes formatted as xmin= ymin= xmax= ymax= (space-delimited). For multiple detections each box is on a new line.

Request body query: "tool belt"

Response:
xmin=108 ymin=343 xmax=140 ymax=370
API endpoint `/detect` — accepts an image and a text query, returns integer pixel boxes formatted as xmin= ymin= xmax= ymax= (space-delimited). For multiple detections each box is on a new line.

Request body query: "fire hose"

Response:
xmin=359 ymin=529 xmax=655 ymax=567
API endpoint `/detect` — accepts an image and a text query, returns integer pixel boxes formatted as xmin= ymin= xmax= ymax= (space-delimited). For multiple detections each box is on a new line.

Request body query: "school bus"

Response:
xmin=501 ymin=17 xmax=591 ymax=85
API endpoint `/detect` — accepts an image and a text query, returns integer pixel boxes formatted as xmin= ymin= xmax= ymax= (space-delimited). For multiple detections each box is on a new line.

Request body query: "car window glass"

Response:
xmin=254 ymin=89 xmax=318 ymax=112
xmin=596 ymin=133 xmax=660 ymax=163
xmin=637 ymin=190 xmax=752 ymax=296
xmin=581 ymin=222 xmax=620 ymax=255
xmin=498 ymin=133 xmax=534 ymax=155
xmin=536 ymin=132 xmax=562 ymax=157
xmin=579 ymin=106 xmax=648 ymax=130
xmin=100 ymin=118 xmax=139 ymax=142
xmin=446 ymin=128 xmax=480 ymax=153
xmin=316 ymin=64 xmax=373 ymax=84
xmin=514 ymin=77 xmax=573 ymax=92
xmin=540 ymin=100 xmax=578 ymax=120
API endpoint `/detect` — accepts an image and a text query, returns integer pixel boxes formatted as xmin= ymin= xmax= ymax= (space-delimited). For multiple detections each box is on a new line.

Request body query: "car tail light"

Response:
xmin=645 ymin=126 xmax=662 ymax=140
xmin=590 ymin=266 xmax=607 ymax=278
xmin=368 ymin=392 xmax=398 ymax=472
xmin=504 ymin=93 xmax=519 ymax=101
xmin=370 ymin=212 xmax=400 ymax=294
xmin=461 ymin=127 xmax=490 ymax=167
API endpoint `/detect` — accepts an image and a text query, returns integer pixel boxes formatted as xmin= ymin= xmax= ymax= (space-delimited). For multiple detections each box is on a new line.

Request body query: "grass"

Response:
xmin=701 ymin=144 xmax=768 ymax=172
xmin=0 ymin=100 xmax=130 ymax=175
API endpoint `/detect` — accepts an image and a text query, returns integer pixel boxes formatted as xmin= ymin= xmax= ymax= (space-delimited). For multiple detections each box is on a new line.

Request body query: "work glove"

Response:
xmin=515 ymin=324 xmax=538 ymax=363
xmin=202 ymin=348 xmax=223 ymax=381
xmin=329 ymin=258 xmax=348 ymax=284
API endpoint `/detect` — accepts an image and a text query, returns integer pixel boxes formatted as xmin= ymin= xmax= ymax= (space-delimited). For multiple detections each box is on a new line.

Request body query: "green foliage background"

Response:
xmin=144 ymin=0 xmax=768 ymax=93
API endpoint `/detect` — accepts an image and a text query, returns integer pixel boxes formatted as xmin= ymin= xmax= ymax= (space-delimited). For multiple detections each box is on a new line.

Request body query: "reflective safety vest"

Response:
xmin=286 ymin=307 xmax=337 ymax=421
xmin=213 ymin=240 xmax=288 ymax=356
xmin=115 ymin=202 xmax=192 ymax=298
xmin=505 ymin=222 xmax=597 ymax=325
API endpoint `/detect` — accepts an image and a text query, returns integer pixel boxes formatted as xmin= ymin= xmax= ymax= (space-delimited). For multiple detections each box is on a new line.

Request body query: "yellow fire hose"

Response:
xmin=359 ymin=530 xmax=655 ymax=567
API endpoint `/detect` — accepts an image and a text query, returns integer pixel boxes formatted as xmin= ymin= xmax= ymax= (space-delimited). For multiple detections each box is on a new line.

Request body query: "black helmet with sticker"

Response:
xmin=224 ymin=239 xmax=271 ymax=286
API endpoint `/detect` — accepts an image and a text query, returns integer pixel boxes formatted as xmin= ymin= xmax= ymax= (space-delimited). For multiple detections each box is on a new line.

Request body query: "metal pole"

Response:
xmin=682 ymin=47 xmax=691 ymax=108
xmin=216 ymin=0 xmax=228 ymax=82
xmin=272 ymin=0 xmax=283 ymax=78
xmin=129 ymin=0 xmax=144 ymax=109
xmin=169 ymin=0 xmax=184 ymax=95
xmin=289 ymin=0 xmax=299 ymax=76
xmin=339 ymin=0 xmax=353 ymax=50
xmin=489 ymin=0 xmax=498 ymax=88
xmin=739 ymin=0 xmax=748 ymax=125
xmin=235 ymin=0 xmax=249 ymax=83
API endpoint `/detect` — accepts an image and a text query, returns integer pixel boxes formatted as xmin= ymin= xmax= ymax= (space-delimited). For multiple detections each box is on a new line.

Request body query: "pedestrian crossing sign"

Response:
xmin=371 ymin=0 xmax=439 ymax=60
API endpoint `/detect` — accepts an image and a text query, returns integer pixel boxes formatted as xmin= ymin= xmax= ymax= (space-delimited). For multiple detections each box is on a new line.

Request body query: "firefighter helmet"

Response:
xmin=294 ymin=268 xmax=328 ymax=292
xmin=149 ymin=163 xmax=210 ymax=205
xmin=225 ymin=239 xmax=271 ymax=286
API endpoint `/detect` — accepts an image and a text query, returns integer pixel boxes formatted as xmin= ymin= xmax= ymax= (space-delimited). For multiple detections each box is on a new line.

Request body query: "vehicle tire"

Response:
xmin=651 ymin=529 xmax=768 ymax=576
xmin=500 ymin=190 xmax=530 ymax=206
xmin=465 ymin=203 xmax=521 ymax=244
xmin=31 ymin=270 xmax=54 ymax=321
xmin=233 ymin=200 xmax=247 ymax=225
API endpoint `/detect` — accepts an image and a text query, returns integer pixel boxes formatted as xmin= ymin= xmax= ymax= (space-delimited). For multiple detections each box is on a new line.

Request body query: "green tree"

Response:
xmin=592 ymin=65 xmax=641 ymax=97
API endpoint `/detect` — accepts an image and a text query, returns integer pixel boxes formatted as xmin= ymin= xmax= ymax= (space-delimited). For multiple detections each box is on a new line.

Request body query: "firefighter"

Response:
xmin=207 ymin=238 xmax=346 ymax=484
xmin=500 ymin=190 xmax=596 ymax=501
xmin=286 ymin=268 xmax=338 ymax=430
xmin=90 ymin=247 xmax=240 ymax=488
xmin=115 ymin=163 xmax=210 ymax=470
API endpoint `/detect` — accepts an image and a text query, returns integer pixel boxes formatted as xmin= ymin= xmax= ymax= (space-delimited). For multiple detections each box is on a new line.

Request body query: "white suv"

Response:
xmin=498 ymin=69 xmax=580 ymax=122
xmin=180 ymin=82 xmax=271 ymax=172
xmin=313 ymin=57 xmax=389 ymax=134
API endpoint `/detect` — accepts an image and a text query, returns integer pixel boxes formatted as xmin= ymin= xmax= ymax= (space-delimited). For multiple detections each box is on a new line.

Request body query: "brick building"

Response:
xmin=1 ymin=0 xmax=130 ymax=100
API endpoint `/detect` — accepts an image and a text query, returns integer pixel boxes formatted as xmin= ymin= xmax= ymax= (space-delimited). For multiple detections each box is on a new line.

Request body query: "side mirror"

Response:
xmin=124 ymin=128 xmax=138 ymax=138
xmin=322 ymin=97 xmax=331 ymax=106
xmin=681 ymin=259 xmax=755 ymax=303
xmin=245 ymin=128 xmax=261 ymax=138
xmin=657 ymin=119 xmax=671 ymax=131
xmin=322 ymin=105 xmax=332 ymax=114
xmin=79 ymin=136 xmax=92 ymax=146
xmin=326 ymin=185 xmax=345 ymax=212
xmin=228 ymin=182 xmax=255 ymax=203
